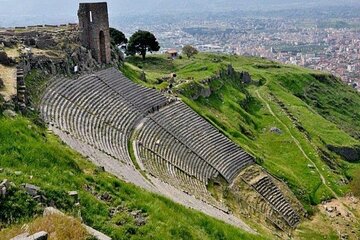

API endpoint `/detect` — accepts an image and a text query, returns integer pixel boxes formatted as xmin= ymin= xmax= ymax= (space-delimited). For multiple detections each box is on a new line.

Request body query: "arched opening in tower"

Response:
xmin=99 ymin=30 xmax=106 ymax=63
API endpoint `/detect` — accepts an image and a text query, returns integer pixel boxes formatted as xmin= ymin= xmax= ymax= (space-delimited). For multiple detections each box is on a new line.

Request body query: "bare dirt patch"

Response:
xmin=295 ymin=196 xmax=360 ymax=239
xmin=0 ymin=64 xmax=16 ymax=100
xmin=4 ymin=47 xmax=20 ymax=58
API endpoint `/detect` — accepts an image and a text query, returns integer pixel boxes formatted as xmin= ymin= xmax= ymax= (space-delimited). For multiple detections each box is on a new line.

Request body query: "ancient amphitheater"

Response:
xmin=40 ymin=67 xmax=301 ymax=232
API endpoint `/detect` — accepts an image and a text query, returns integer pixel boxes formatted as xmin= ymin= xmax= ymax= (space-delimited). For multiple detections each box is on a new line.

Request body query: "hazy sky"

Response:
xmin=0 ymin=0 xmax=359 ymax=26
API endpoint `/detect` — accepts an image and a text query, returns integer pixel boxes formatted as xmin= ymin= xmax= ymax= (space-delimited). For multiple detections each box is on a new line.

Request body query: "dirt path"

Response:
xmin=50 ymin=126 xmax=256 ymax=234
xmin=255 ymin=89 xmax=339 ymax=199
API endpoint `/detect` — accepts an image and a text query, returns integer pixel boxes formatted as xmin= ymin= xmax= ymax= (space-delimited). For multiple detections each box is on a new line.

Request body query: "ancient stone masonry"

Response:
xmin=40 ymin=67 xmax=302 ymax=229
xmin=16 ymin=67 xmax=26 ymax=111
xmin=78 ymin=2 xmax=111 ymax=64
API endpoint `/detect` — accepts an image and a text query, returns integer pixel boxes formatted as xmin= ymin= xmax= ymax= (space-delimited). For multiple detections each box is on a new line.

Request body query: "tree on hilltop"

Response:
xmin=182 ymin=45 xmax=198 ymax=59
xmin=109 ymin=27 xmax=128 ymax=46
xmin=126 ymin=30 xmax=160 ymax=60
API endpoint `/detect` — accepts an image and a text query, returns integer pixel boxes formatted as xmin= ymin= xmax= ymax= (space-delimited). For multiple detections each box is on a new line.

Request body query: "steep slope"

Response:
xmin=124 ymin=53 xmax=360 ymax=238
xmin=39 ymin=66 xmax=303 ymax=235
xmin=0 ymin=116 xmax=263 ymax=240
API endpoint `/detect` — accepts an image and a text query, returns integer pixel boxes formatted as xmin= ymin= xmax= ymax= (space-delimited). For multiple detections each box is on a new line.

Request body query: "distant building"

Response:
xmin=166 ymin=49 xmax=178 ymax=59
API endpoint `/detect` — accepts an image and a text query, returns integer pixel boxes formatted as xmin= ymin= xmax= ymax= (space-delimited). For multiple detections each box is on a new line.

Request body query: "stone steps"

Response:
xmin=150 ymin=101 xmax=255 ymax=183
xmin=251 ymin=176 xmax=300 ymax=227
xmin=40 ymin=67 xmax=300 ymax=228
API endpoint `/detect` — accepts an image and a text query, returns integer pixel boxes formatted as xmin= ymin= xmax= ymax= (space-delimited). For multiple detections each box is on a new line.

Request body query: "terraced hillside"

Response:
xmin=0 ymin=116 xmax=264 ymax=240
xmin=123 ymin=53 xmax=360 ymax=238
xmin=40 ymin=66 xmax=303 ymax=235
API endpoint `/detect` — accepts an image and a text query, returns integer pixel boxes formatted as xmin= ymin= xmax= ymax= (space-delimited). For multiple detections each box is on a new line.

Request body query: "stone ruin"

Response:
xmin=40 ymin=67 xmax=302 ymax=230
xmin=78 ymin=2 xmax=111 ymax=64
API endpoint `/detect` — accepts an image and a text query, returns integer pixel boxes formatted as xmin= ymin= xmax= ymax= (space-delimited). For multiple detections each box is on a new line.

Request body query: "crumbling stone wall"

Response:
xmin=78 ymin=2 xmax=111 ymax=64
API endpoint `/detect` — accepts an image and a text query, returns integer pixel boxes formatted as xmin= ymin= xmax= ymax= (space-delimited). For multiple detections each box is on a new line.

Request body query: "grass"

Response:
xmin=25 ymin=70 xmax=51 ymax=107
xmin=0 ymin=214 xmax=89 ymax=240
xmin=0 ymin=116 xmax=264 ymax=240
xmin=124 ymin=53 xmax=360 ymax=210
xmin=2 ymin=52 xmax=359 ymax=239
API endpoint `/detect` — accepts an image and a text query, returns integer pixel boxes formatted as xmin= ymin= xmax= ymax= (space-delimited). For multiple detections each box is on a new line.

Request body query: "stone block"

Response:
xmin=29 ymin=231 xmax=48 ymax=240
xmin=43 ymin=207 xmax=65 ymax=216
xmin=23 ymin=183 xmax=40 ymax=196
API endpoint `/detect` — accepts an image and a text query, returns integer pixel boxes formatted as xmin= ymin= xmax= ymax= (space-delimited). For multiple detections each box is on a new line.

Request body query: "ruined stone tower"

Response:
xmin=78 ymin=2 xmax=111 ymax=64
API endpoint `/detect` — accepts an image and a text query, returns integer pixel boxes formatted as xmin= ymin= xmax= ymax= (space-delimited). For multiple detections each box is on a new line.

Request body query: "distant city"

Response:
xmin=116 ymin=7 xmax=360 ymax=90
xmin=1 ymin=3 xmax=359 ymax=90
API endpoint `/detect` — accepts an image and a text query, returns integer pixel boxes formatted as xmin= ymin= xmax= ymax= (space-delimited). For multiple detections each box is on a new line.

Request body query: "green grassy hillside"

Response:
xmin=124 ymin=53 xmax=360 ymax=211
xmin=0 ymin=116 xmax=263 ymax=240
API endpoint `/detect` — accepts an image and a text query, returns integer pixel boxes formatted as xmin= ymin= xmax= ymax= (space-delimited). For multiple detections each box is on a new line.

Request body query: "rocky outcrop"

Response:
xmin=20 ymin=46 xmax=100 ymax=76
xmin=10 ymin=231 xmax=48 ymax=240
xmin=35 ymin=36 xmax=57 ymax=49
xmin=241 ymin=71 xmax=252 ymax=84
xmin=0 ymin=77 xmax=4 ymax=89
xmin=327 ymin=145 xmax=360 ymax=163
xmin=0 ymin=51 xmax=15 ymax=66
xmin=3 ymin=109 xmax=17 ymax=118
xmin=43 ymin=207 xmax=112 ymax=240
xmin=0 ymin=179 xmax=10 ymax=198
xmin=177 ymin=64 xmax=252 ymax=100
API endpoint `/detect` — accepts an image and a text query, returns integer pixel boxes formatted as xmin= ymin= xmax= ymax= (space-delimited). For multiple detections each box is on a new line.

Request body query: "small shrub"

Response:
xmin=0 ymin=188 xmax=42 ymax=227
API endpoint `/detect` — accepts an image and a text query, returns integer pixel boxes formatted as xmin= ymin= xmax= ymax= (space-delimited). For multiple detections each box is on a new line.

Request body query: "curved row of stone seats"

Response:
xmin=48 ymin=75 xmax=143 ymax=135
xmin=96 ymin=68 xmax=169 ymax=114
xmin=150 ymin=101 xmax=255 ymax=183
xmin=137 ymin=119 xmax=219 ymax=183
xmin=136 ymin=134 xmax=223 ymax=208
xmin=252 ymin=176 xmax=300 ymax=227
xmin=41 ymin=90 xmax=132 ymax=164
xmin=41 ymin=68 xmax=172 ymax=166
xmin=138 ymin=145 xmax=209 ymax=195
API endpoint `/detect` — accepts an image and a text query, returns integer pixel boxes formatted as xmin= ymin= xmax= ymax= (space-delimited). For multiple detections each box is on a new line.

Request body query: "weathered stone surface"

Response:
xmin=35 ymin=37 xmax=56 ymax=49
xmin=270 ymin=127 xmax=282 ymax=134
xmin=23 ymin=183 xmax=40 ymax=196
xmin=0 ymin=179 xmax=10 ymax=188
xmin=10 ymin=233 xmax=29 ymax=240
xmin=3 ymin=109 xmax=17 ymax=118
xmin=0 ymin=179 xmax=10 ymax=198
xmin=29 ymin=231 xmax=48 ymax=240
xmin=10 ymin=231 xmax=48 ymax=240
xmin=0 ymin=77 xmax=4 ymax=88
xmin=130 ymin=210 xmax=147 ymax=226
xmin=78 ymin=2 xmax=111 ymax=64
xmin=68 ymin=190 xmax=78 ymax=197
xmin=242 ymin=71 xmax=252 ymax=84
xmin=43 ymin=207 xmax=65 ymax=216
xmin=0 ymin=51 xmax=13 ymax=65
xmin=83 ymin=224 xmax=112 ymax=240
xmin=100 ymin=192 xmax=112 ymax=202
xmin=1 ymin=38 xmax=16 ymax=48
xmin=24 ymin=38 xmax=36 ymax=46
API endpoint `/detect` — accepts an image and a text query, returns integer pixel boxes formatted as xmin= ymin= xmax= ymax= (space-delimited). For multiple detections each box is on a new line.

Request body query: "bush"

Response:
xmin=182 ymin=45 xmax=198 ymax=59
xmin=0 ymin=187 xmax=42 ymax=227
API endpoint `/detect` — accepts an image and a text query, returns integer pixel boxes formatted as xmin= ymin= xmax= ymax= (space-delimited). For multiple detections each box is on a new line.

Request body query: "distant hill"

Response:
xmin=1 ymin=0 xmax=360 ymax=26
